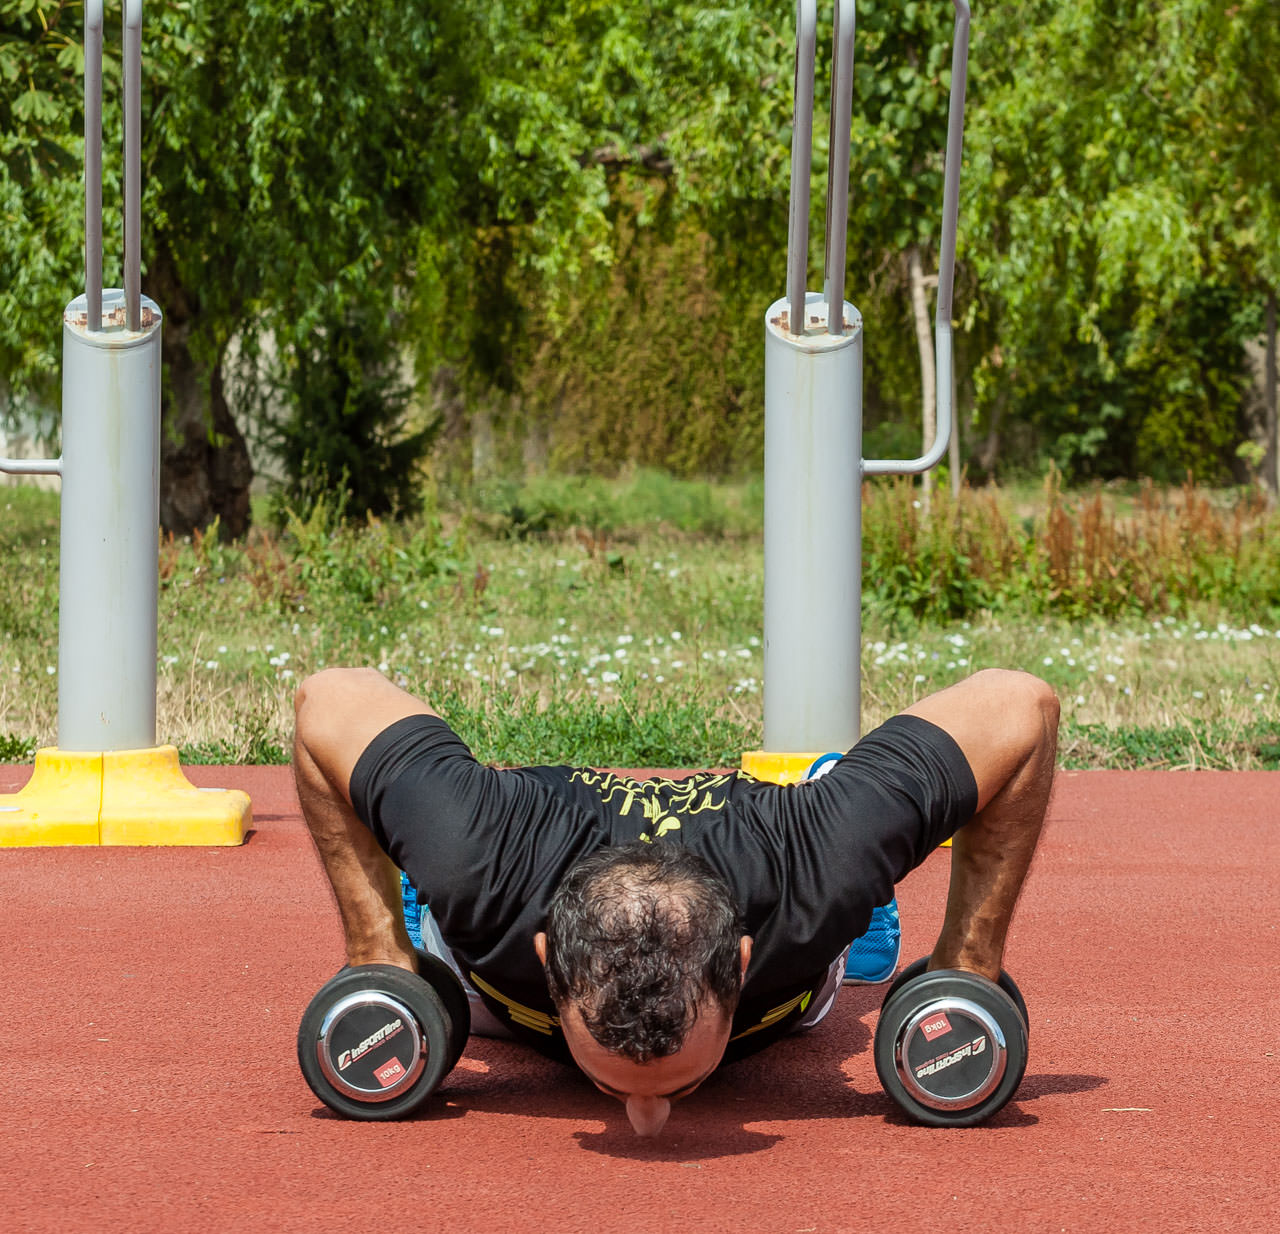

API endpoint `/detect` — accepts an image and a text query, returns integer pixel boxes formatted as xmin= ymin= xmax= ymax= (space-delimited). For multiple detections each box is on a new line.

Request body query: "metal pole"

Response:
xmin=2 ymin=0 xmax=249 ymax=848
xmin=56 ymin=0 xmax=162 ymax=750
xmin=123 ymin=0 xmax=143 ymax=332
xmin=57 ymin=294 xmax=162 ymax=752
xmin=863 ymin=0 xmax=970 ymax=477
xmin=84 ymin=0 xmax=104 ymax=331
xmin=823 ymin=0 xmax=855 ymax=335
xmin=759 ymin=0 xmax=972 ymax=754
xmin=785 ymin=0 xmax=817 ymax=336
xmin=763 ymin=302 xmax=863 ymax=752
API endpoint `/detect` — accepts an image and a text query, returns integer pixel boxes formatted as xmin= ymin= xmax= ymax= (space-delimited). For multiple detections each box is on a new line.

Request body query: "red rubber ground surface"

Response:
xmin=1 ymin=763 xmax=1275 ymax=1233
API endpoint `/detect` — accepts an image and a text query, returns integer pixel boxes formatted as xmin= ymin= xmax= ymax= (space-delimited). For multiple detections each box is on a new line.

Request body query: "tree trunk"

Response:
xmin=1267 ymin=291 xmax=1278 ymax=496
xmin=907 ymin=246 xmax=936 ymax=510
xmin=976 ymin=389 xmax=1005 ymax=476
xmin=144 ymin=247 xmax=253 ymax=538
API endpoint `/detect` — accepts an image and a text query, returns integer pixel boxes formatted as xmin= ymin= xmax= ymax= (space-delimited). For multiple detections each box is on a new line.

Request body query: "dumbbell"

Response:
xmin=297 ymin=949 xmax=471 ymax=1120
xmin=873 ymin=957 xmax=1028 ymax=1127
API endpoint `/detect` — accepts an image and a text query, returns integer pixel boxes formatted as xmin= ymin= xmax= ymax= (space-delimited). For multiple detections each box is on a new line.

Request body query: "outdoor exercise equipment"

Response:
xmin=0 ymin=2 xmax=250 ymax=845
xmin=874 ymin=958 xmax=1029 ymax=1126
xmin=297 ymin=950 xmax=471 ymax=1121
xmin=743 ymin=0 xmax=971 ymax=783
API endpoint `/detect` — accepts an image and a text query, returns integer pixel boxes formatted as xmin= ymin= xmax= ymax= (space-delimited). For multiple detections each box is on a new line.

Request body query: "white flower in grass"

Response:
xmin=602 ymin=671 xmax=620 ymax=684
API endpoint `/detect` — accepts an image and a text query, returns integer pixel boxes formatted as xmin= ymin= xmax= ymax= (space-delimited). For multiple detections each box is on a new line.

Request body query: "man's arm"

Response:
xmin=293 ymin=668 xmax=439 ymax=970
xmin=903 ymin=668 xmax=1059 ymax=980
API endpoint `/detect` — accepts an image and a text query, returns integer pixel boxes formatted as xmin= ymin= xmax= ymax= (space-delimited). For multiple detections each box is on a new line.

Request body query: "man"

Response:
xmin=294 ymin=666 xmax=1058 ymax=1137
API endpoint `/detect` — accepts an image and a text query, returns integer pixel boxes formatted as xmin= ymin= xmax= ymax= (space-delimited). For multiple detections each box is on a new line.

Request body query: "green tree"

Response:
xmin=0 ymin=1 xmax=92 ymax=416
xmin=3 ymin=2 xmax=450 ymax=533
xmin=961 ymin=0 xmax=1270 ymax=482
xmin=144 ymin=1 xmax=448 ymax=531
xmin=410 ymin=0 xmax=793 ymax=476
xmin=264 ymin=301 xmax=436 ymax=519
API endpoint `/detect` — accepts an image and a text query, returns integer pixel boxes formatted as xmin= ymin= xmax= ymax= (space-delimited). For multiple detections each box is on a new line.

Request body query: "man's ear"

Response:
xmin=739 ymin=935 xmax=753 ymax=984
xmin=534 ymin=931 xmax=548 ymax=967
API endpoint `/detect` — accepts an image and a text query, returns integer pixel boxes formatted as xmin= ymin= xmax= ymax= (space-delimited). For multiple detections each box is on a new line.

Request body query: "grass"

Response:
xmin=4 ymin=472 xmax=1280 ymax=769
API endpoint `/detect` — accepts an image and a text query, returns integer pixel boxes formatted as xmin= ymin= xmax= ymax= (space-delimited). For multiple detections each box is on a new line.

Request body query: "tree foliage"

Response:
xmin=2 ymin=0 xmax=1279 ymax=512
xmin=0 ymin=0 xmax=93 ymax=413
xmin=962 ymin=0 xmax=1277 ymax=481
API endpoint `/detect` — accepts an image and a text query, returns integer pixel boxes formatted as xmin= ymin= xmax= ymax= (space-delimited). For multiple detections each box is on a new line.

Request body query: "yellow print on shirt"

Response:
xmin=569 ymin=769 xmax=738 ymax=842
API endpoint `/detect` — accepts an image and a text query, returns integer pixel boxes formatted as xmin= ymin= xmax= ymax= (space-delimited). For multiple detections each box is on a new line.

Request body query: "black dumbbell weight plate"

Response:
xmin=414 ymin=948 xmax=471 ymax=1072
xmin=883 ymin=958 xmax=1029 ymax=1040
xmin=297 ymin=963 xmax=452 ymax=1121
xmin=880 ymin=956 xmax=930 ymax=1008
xmin=996 ymin=969 xmax=1028 ymax=1031
xmin=874 ymin=969 xmax=1028 ymax=1127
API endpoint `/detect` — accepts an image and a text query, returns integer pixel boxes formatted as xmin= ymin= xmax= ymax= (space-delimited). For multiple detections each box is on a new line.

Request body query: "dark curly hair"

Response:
xmin=542 ymin=842 xmax=744 ymax=1063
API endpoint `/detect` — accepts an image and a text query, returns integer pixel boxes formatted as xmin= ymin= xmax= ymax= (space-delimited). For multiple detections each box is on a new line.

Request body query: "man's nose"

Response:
xmin=626 ymin=1095 xmax=671 ymax=1138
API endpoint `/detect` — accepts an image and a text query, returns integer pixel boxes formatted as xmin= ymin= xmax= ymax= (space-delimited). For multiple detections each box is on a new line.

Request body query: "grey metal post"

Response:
xmin=123 ymin=0 xmax=143 ymax=332
xmin=0 ymin=0 xmax=162 ymax=751
xmin=785 ymin=0 xmax=817 ymax=334
xmin=762 ymin=0 xmax=971 ymax=753
xmin=57 ymin=294 xmax=162 ymax=751
xmin=85 ymin=0 xmax=103 ymax=330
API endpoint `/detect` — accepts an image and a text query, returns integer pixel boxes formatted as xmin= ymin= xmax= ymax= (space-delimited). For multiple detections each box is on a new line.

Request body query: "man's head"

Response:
xmin=534 ymin=842 xmax=751 ymax=1137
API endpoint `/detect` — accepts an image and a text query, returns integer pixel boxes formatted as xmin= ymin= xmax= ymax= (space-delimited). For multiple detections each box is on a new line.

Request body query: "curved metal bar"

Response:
xmin=863 ymin=0 xmax=970 ymax=477
xmin=84 ymin=1 xmax=104 ymax=331
xmin=785 ymin=0 xmax=818 ymax=336
xmin=934 ymin=0 xmax=970 ymax=330
xmin=823 ymin=0 xmax=855 ymax=335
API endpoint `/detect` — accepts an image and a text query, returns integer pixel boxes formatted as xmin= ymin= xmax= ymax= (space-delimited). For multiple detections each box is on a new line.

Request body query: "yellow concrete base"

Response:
xmin=741 ymin=748 xmax=951 ymax=845
xmin=0 ymin=746 xmax=250 ymax=847
xmin=740 ymin=750 xmax=827 ymax=786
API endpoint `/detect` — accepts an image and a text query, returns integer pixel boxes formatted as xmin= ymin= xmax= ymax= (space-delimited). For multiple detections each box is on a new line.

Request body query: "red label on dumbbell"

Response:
xmin=374 ymin=1057 xmax=406 ymax=1088
xmin=920 ymin=1013 xmax=953 ymax=1041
